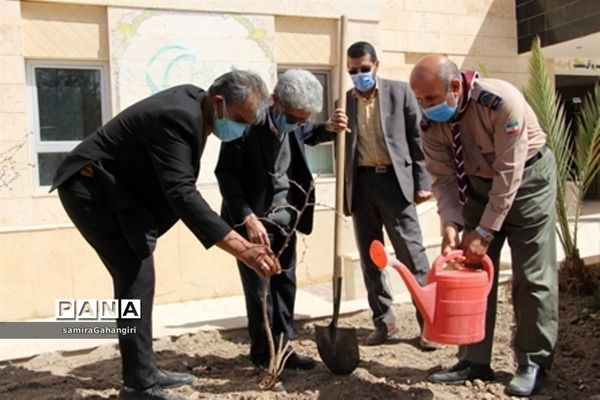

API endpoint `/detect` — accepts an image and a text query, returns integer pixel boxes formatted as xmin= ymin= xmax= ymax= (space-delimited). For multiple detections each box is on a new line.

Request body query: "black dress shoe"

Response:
xmin=505 ymin=363 xmax=545 ymax=397
xmin=419 ymin=336 xmax=441 ymax=352
xmin=251 ymin=360 xmax=267 ymax=370
xmin=284 ymin=352 xmax=316 ymax=370
xmin=428 ymin=360 xmax=494 ymax=384
xmin=155 ymin=369 xmax=194 ymax=388
xmin=118 ymin=385 xmax=186 ymax=400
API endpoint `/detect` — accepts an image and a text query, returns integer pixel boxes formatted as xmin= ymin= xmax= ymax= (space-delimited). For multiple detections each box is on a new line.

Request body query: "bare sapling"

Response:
xmin=235 ymin=174 xmax=315 ymax=390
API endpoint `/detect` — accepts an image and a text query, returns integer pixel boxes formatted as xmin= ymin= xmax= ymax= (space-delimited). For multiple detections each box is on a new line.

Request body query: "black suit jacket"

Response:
xmin=52 ymin=84 xmax=231 ymax=255
xmin=344 ymin=78 xmax=431 ymax=214
xmin=215 ymin=116 xmax=335 ymax=235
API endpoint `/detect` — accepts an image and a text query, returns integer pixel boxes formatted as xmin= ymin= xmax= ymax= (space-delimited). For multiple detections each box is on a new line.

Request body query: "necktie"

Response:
xmin=447 ymin=70 xmax=480 ymax=205
xmin=449 ymin=122 xmax=467 ymax=204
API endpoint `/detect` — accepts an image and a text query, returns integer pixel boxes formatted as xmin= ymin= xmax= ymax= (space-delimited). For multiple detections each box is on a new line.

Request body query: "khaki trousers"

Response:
xmin=460 ymin=148 xmax=558 ymax=369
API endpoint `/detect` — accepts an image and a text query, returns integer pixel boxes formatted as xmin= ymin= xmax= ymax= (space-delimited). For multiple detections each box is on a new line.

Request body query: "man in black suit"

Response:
xmin=342 ymin=41 xmax=436 ymax=349
xmin=52 ymin=70 xmax=281 ymax=400
xmin=215 ymin=69 xmax=348 ymax=370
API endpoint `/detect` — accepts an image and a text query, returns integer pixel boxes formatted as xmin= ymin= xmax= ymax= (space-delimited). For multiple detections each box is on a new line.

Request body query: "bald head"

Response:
xmin=409 ymin=54 xmax=462 ymax=118
xmin=410 ymin=54 xmax=460 ymax=91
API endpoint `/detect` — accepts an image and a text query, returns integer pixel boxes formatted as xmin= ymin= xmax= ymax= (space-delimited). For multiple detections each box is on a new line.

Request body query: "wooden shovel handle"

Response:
xmin=333 ymin=15 xmax=348 ymax=282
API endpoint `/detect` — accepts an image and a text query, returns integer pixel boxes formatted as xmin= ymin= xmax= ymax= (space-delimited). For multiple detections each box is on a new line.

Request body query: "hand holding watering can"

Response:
xmin=441 ymin=222 xmax=494 ymax=267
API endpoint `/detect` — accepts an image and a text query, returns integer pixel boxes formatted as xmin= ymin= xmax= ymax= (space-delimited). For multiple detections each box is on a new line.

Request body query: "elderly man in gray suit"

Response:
xmin=343 ymin=41 xmax=436 ymax=349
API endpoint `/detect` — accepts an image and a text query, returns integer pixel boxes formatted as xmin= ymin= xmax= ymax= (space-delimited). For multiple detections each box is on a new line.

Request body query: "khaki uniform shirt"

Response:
xmin=421 ymin=78 xmax=547 ymax=231
xmin=354 ymin=89 xmax=393 ymax=166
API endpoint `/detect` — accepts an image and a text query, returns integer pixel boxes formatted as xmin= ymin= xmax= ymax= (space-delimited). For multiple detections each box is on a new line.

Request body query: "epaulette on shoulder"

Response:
xmin=420 ymin=118 xmax=430 ymax=131
xmin=475 ymin=88 xmax=502 ymax=110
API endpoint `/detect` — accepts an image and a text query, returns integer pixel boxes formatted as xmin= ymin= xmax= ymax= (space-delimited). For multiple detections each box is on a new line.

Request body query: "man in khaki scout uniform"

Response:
xmin=409 ymin=55 xmax=558 ymax=397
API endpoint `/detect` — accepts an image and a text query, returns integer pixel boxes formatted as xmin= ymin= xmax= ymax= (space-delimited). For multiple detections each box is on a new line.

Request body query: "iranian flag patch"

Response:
xmin=505 ymin=120 xmax=519 ymax=136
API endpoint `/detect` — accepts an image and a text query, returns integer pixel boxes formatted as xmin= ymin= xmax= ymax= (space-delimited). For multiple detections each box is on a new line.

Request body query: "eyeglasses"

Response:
xmin=348 ymin=65 xmax=373 ymax=75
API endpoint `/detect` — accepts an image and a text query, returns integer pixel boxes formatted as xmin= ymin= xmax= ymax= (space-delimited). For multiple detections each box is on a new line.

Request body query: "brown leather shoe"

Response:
xmin=365 ymin=324 xmax=398 ymax=346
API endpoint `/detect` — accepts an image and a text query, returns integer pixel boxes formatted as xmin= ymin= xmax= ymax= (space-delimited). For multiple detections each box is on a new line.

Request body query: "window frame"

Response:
xmin=26 ymin=60 xmax=111 ymax=190
xmin=277 ymin=66 xmax=335 ymax=178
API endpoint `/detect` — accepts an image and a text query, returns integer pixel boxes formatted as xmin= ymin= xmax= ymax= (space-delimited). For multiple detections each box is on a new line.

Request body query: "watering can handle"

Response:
xmin=480 ymin=254 xmax=495 ymax=295
xmin=432 ymin=250 xmax=495 ymax=295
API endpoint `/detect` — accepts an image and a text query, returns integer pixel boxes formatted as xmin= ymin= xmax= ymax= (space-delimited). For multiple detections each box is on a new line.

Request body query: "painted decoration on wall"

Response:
xmin=108 ymin=9 xmax=276 ymax=183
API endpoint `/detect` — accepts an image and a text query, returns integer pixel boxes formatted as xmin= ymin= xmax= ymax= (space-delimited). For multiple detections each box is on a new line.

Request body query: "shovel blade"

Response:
xmin=315 ymin=324 xmax=359 ymax=375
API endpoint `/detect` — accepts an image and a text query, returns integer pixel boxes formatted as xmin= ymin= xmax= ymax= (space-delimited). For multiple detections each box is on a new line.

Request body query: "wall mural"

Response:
xmin=108 ymin=9 xmax=276 ymax=183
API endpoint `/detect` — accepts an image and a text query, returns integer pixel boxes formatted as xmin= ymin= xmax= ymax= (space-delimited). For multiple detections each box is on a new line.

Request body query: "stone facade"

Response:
xmin=1 ymin=0 xmax=534 ymax=320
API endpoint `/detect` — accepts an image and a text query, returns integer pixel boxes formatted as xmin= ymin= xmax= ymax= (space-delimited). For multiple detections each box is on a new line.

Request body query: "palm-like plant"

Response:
xmin=524 ymin=37 xmax=600 ymax=294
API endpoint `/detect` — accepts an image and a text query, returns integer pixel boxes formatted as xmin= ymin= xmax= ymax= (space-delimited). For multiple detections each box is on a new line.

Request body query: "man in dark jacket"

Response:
xmin=215 ymin=69 xmax=347 ymax=370
xmin=52 ymin=70 xmax=281 ymax=400
xmin=342 ymin=41 xmax=434 ymax=349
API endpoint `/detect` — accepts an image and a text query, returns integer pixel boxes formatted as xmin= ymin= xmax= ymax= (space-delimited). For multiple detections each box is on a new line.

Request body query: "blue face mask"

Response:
xmin=213 ymin=100 xmax=248 ymax=142
xmin=351 ymin=72 xmax=376 ymax=92
xmin=273 ymin=112 xmax=299 ymax=135
xmin=422 ymin=101 xmax=457 ymax=122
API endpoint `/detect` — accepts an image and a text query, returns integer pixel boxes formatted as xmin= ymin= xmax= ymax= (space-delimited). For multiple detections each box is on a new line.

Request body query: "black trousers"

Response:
xmin=237 ymin=230 xmax=297 ymax=365
xmin=58 ymin=175 xmax=158 ymax=389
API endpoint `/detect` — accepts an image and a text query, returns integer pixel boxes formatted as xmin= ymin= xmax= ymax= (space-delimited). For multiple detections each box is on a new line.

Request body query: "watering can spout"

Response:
xmin=369 ymin=240 xmax=435 ymax=325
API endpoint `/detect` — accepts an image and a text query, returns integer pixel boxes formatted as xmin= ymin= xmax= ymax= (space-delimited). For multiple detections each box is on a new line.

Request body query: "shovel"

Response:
xmin=315 ymin=274 xmax=359 ymax=374
xmin=315 ymin=15 xmax=359 ymax=375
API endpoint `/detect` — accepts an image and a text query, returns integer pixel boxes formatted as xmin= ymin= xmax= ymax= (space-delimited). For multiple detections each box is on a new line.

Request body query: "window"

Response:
xmin=277 ymin=68 xmax=334 ymax=176
xmin=27 ymin=62 xmax=109 ymax=188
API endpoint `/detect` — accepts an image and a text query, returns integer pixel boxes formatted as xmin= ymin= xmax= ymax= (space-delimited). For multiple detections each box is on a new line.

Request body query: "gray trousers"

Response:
xmin=460 ymin=148 xmax=558 ymax=369
xmin=352 ymin=168 xmax=430 ymax=329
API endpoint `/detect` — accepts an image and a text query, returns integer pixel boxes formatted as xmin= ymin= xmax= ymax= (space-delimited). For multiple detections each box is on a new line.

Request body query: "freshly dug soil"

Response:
xmin=1 ymin=284 xmax=599 ymax=399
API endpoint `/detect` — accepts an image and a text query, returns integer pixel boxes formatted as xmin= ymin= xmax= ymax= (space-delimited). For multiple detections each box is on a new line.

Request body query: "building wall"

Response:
xmin=516 ymin=0 xmax=600 ymax=53
xmin=1 ymin=0 xmax=532 ymax=320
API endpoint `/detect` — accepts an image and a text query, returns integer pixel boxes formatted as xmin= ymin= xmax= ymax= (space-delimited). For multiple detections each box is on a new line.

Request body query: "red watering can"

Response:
xmin=369 ymin=240 xmax=494 ymax=345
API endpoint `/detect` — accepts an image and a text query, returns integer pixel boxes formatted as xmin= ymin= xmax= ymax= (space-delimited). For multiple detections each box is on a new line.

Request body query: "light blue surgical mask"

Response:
xmin=422 ymin=101 xmax=458 ymax=122
xmin=213 ymin=100 xmax=248 ymax=142
xmin=351 ymin=72 xmax=376 ymax=92
xmin=273 ymin=111 xmax=299 ymax=135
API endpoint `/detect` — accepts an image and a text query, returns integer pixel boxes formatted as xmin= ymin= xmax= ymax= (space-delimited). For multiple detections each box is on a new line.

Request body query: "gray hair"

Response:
xmin=208 ymin=69 xmax=269 ymax=124
xmin=439 ymin=59 xmax=461 ymax=90
xmin=274 ymin=69 xmax=323 ymax=114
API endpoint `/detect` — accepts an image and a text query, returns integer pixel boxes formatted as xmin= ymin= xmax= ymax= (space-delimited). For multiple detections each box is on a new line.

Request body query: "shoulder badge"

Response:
xmin=476 ymin=90 xmax=502 ymax=110
xmin=505 ymin=120 xmax=520 ymax=136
